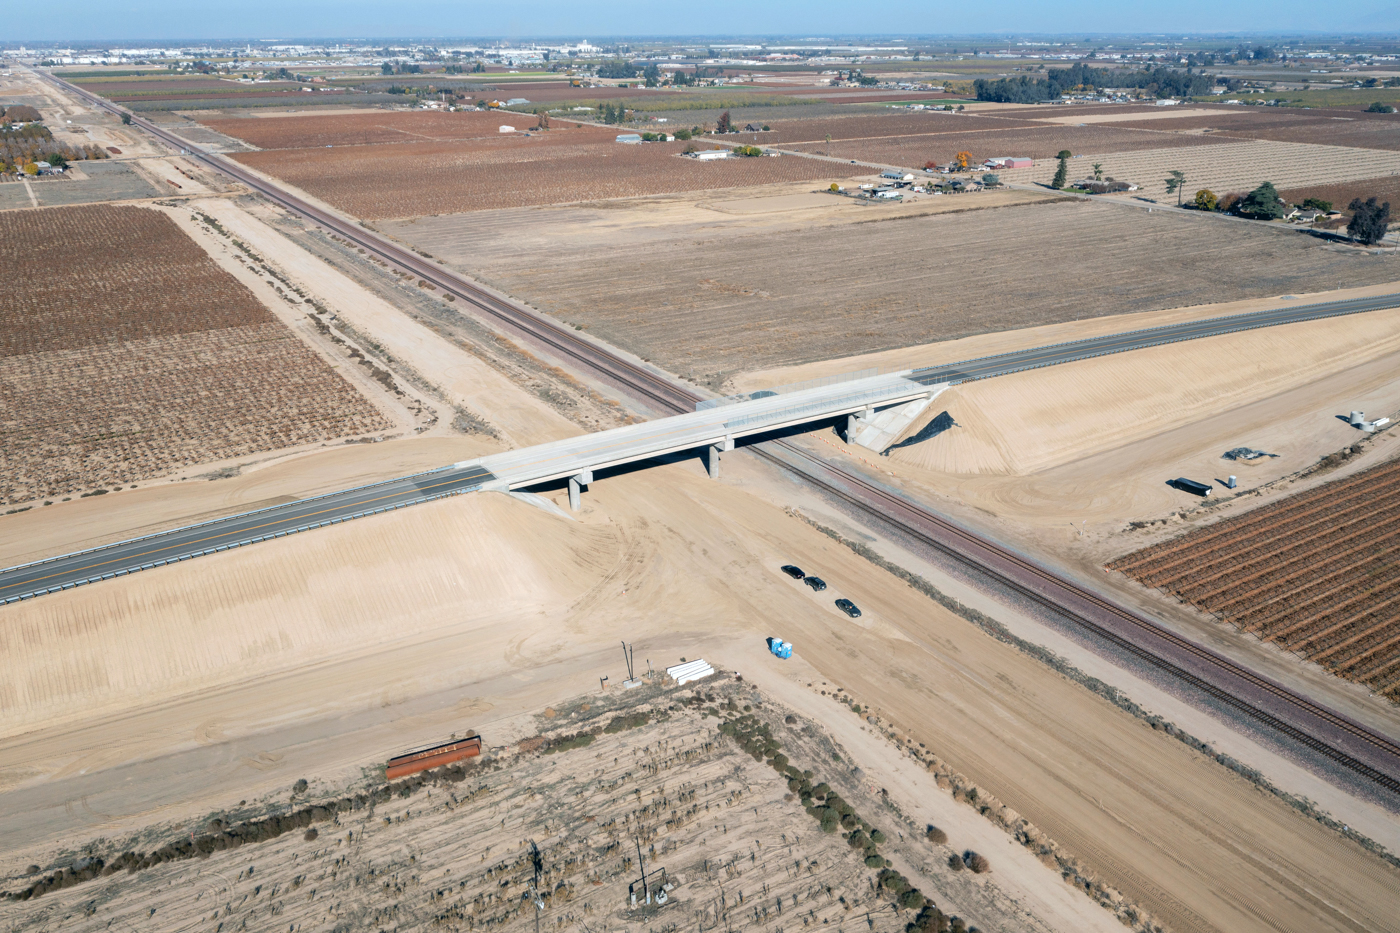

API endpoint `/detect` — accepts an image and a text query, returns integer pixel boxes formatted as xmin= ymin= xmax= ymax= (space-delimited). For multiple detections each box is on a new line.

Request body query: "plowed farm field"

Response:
xmin=450 ymin=198 xmax=1400 ymax=379
xmin=789 ymin=125 xmax=1241 ymax=167
xmin=1279 ymin=175 xmax=1400 ymax=214
xmin=1109 ymin=455 xmax=1400 ymax=702
xmin=0 ymin=205 xmax=389 ymax=505
xmin=995 ymin=140 xmax=1400 ymax=200
xmin=234 ymin=138 xmax=867 ymax=218
xmin=205 ymin=111 xmax=584 ymax=150
xmin=1104 ymin=110 xmax=1400 ymax=151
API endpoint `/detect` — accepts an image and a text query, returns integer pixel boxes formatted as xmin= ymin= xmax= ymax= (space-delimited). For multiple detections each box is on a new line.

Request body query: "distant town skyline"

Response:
xmin=6 ymin=0 xmax=1400 ymax=44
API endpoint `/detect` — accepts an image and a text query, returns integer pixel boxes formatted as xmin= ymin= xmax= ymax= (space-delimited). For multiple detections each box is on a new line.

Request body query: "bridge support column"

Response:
xmin=845 ymin=406 xmax=874 ymax=443
xmin=704 ymin=436 xmax=735 ymax=480
xmin=568 ymin=471 xmax=593 ymax=511
xmin=705 ymin=445 xmax=721 ymax=479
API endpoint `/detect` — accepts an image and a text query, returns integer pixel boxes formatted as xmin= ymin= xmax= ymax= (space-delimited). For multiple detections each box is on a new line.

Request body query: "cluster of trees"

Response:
xmin=1186 ymin=182 xmax=1389 ymax=243
xmin=1 ymin=105 xmax=42 ymax=123
xmin=1 ymin=123 xmax=110 ymax=174
xmin=599 ymin=103 xmax=631 ymax=124
xmin=975 ymin=63 xmax=1213 ymax=103
xmin=380 ymin=62 xmax=423 ymax=76
xmin=1348 ymin=198 xmax=1391 ymax=245
xmin=597 ymin=59 xmax=638 ymax=80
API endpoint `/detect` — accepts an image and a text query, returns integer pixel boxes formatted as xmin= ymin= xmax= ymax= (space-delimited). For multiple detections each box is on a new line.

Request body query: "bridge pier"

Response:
xmin=846 ymin=406 xmax=874 ymax=443
xmin=568 ymin=470 xmax=593 ymax=510
xmin=704 ymin=436 xmax=735 ymax=480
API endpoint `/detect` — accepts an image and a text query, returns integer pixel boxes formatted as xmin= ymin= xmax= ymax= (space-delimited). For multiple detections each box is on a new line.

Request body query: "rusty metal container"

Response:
xmin=385 ymin=735 xmax=482 ymax=780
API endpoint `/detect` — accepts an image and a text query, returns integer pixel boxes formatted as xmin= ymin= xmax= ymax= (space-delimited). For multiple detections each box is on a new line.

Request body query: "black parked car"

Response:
xmin=780 ymin=565 xmax=805 ymax=580
xmin=804 ymin=576 xmax=827 ymax=592
xmin=835 ymin=598 xmax=862 ymax=618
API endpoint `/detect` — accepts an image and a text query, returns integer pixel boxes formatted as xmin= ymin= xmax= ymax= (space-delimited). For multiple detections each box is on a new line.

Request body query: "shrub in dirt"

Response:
xmin=876 ymin=868 xmax=910 ymax=895
xmin=870 ymin=829 xmax=886 ymax=844
xmin=865 ymin=854 xmax=887 ymax=868
xmin=907 ymin=903 xmax=949 ymax=933
xmin=603 ymin=711 xmax=650 ymax=733
xmin=947 ymin=853 xmax=964 ymax=871
xmin=898 ymin=889 xmax=926 ymax=911
xmin=925 ymin=824 xmax=948 ymax=845
xmin=304 ymin=828 xmax=318 ymax=842
xmin=292 ymin=779 xmax=308 ymax=795
xmin=811 ymin=782 xmax=830 ymax=800
xmin=965 ymin=851 xmax=991 ymax=873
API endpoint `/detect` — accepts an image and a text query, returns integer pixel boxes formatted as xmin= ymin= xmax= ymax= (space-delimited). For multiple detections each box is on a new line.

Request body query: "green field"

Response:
xmin=1212 ymin=86 xmax=1400 ymax=109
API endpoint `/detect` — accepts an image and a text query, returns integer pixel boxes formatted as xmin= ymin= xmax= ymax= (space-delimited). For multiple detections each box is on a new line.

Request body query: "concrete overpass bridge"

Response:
xmin=5 ymin=288 xmax=1399 ymax=604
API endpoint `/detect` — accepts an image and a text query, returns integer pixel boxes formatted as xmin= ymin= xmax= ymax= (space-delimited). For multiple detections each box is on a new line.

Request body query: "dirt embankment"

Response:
xmin=4 ymin=462 xmax=1399 ymax=933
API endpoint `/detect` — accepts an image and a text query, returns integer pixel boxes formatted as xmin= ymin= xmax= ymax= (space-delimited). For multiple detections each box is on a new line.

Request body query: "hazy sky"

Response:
xmin=7 ymin=0 xmax=1399 ymax=43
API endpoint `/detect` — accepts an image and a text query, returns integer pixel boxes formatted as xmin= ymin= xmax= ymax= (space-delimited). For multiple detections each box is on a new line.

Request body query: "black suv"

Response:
xmin=835 ymin=598 xmax=862 ymax=618
xmin=804 ymin=576 xmax=827 ymax=592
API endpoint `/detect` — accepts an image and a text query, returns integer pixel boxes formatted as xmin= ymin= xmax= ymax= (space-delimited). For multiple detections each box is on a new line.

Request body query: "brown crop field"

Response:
xmin=1279 ymin=175 xmax=1400 ymax=214
xmin=234 ymin=138 xmax=867 ymax=218
xmin=1108 ymin=455 xmax=1400 ymax=702
xmin=205 ymin=111 xmax=583 ymax=150
xmin=1107 ymin=111 xmax=1400 ymax=151
xmin=0 ymin=205 xmax=390 ymax=504
xmin=761 ymin=113 xmax=1049 ymax=144
xmin=789 ymin=125 xmax=1241 ymax=166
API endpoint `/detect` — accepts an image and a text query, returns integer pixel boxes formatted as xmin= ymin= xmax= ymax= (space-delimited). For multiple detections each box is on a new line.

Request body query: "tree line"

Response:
xmin=975 ymin=64 xmax=1214 ymax=103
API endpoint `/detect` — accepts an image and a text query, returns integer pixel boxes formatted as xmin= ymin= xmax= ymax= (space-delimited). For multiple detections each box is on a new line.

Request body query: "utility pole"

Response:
xmin=635 ymin=838 xmax=649 ymax=904
xmin=621 ymin=641 xmax=635 ymax=681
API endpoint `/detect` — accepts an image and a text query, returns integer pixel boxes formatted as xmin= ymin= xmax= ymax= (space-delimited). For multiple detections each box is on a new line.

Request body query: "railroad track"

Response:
xmin=764 ymin=441 xmax=1400 ymax=794
xmin=44 ymin=71 xmax=1400 ymax=796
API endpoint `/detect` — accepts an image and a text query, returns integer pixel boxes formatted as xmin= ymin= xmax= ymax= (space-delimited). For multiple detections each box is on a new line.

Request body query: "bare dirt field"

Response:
xmin=204 ymin=110 xmax=579 ymax=149
xmin=995 ymin=140 xmax=1400 ymax=200
xmin=0 ymin=204 xmax=390 ymax=505
xmin=233 ymin=137 xmax=867 ymax=219
xmin=731 ymin=282 xmax=1400 ymax=560
xmin=0 ymin=683 xmax=1064 ymax=933
xmin=1109 ymin=455 xmax=1400 ymax=702
xmin=435 ymin=197 xmax=1399 ymax=382
xmin=788 ymin=125 xmax=1242 ymax=166
xmin=3 ymin=459 xmax=1399 ymax=933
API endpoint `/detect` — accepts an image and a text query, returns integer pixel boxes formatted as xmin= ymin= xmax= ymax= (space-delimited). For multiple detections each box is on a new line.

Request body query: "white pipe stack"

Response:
xmin=666 ymin=659 xmax=715 ymax=685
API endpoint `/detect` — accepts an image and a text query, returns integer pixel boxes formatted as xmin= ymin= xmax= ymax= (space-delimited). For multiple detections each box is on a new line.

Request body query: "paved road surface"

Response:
xmin=908 ymin=291 xmax=1400 ymax=385
xmin=0 ymin=467 xmax=494 ymax=602
xmin=4 ymin=290 xmax=1396 ymax=603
